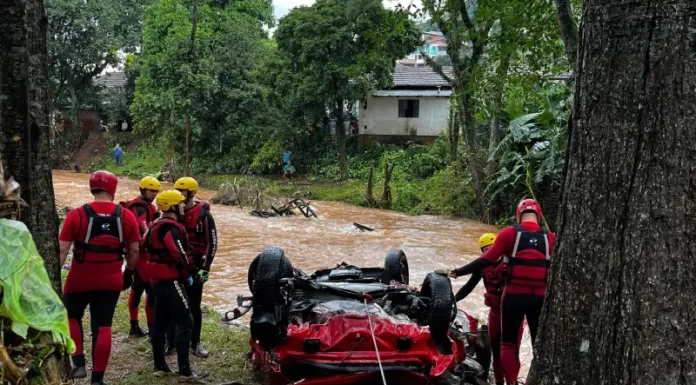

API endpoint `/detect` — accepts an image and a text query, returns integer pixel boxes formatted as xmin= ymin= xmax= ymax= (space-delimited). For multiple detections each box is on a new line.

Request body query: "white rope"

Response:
xmin=364 ymin=298 xmax=387 ymax=385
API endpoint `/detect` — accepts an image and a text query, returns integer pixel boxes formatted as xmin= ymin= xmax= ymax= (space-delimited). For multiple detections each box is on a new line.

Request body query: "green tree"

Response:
xmin=132 ymin=0 xmax=273 ymax=173
xmin=418 ymin=0 xmax=568 ymax=216
xmin=274 ymin=0 xmax=421 ymax=180
xmin=47 ymin=0 xmax=151 ymax=120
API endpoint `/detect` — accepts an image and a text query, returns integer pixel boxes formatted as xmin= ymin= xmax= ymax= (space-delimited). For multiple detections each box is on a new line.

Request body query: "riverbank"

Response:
xmin=51 ymin=170 xmax=507 ymax=383
xmin=73 ymin=294 xmax=257 ymax=385
xmin=84 ymin=134 xmax=480 ymax=218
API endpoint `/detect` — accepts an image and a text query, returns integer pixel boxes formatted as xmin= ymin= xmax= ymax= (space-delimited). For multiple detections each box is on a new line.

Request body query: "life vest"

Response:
xmin=145 ymin=217 xmax=191 ymax=281
xmin=72 ymin=204 xmax=126 ymax=264
xmin=182 ymin=201 xmax=210 ymax=259
xmin=123 ymin=196 xmax=157 ymax=231
xmin=503 ymin=224 xmax=550 ymax=287
xmin=482 ymin=262 xmax=505 ymax=308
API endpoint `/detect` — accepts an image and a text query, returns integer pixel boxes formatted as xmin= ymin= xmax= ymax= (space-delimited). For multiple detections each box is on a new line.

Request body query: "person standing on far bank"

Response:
xmin=113 ymin=144 xmax=123 ymax=166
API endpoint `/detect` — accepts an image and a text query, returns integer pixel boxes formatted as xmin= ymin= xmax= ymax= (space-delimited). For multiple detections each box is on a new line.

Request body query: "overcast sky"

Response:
xmin=273 ymin=0 xmax=423 ymax=20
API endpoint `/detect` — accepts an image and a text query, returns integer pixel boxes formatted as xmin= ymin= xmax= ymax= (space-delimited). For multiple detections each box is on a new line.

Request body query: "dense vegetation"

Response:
xmin=50 ymin=0 xmax=580 ymax=227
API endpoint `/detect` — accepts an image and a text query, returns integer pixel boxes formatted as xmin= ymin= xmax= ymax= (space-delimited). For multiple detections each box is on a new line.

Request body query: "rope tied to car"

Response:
xmin=361 ymin=294 xmax=387 ymax=385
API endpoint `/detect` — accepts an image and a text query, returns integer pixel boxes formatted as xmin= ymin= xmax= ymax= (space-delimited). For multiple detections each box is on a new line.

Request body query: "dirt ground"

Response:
xmin=71 ymin=295 xmax=257 ymax=385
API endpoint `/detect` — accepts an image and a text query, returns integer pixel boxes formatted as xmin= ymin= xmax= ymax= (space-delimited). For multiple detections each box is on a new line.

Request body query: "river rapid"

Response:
xmin=52 ymin=170 xmax=533 ymax=374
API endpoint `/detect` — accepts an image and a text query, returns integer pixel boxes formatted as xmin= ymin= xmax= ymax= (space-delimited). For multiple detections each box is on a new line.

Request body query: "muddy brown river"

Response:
xmin=52 ymin=170 xmax=534 ymax=374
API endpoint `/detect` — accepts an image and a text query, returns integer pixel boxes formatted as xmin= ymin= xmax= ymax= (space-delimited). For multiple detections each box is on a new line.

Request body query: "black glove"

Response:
xmin=123 ymin=269 xmax=135 ymax=291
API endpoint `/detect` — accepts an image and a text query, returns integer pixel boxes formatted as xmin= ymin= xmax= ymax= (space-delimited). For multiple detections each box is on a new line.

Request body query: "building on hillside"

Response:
xmin=398 ymin=31 xmax=448 ymax=67
xmin=94 ymin=71 xmax=127 ymax=90
xmin=358 ymin=64 xmax=453 ymax=145
xmin=93 ymin=71 xmax=133 ymax=132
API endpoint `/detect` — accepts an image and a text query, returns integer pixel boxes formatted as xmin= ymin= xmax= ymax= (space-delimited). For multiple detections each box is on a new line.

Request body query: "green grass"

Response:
xmin=72 ymin=294 xmax=257 ymax=385
xmin=90 ymin=137 xmax=476 ymax=218
xmin=199 ymin=174 xmax=367 ymax=206
xmin=95 ymin=140 xmax=168 ymax=180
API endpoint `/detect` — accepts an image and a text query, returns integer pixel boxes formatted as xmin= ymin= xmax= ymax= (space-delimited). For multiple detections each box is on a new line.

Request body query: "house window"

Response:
xmin=398 ymin=100 xmax=419 ymax=118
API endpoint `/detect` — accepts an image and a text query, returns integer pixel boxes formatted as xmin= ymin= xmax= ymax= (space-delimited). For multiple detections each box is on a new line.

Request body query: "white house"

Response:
xmin=358 ymin=65 xmax=453 ymax=145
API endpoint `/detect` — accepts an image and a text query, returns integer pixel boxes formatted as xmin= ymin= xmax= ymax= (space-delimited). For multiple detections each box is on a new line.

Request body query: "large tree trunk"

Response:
xmin=448 ymin=101 xmax=459 ymax=162
xmin=458 ymin=93 xmax=486 ymax=217
xmin=485 ymin=54 xmax=510 ymax=177
xmin=0 ymin=0 xmax=61 ymax=291
xmin=184 ymin=118 xmax=190 ymax=176
xmin=553 ymin=0 xmax=579 ymax=66
xmin=528 ymin=2 xmax=696 ymax=384
xmin=335 ymin=100 xmax=347 ymax=180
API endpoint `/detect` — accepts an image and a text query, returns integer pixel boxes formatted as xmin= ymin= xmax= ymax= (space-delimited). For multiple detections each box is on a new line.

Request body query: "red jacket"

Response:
xmin=123 ymin=196 xmax=157 ymax=282
xmin=123 ymin=196 xmax=157 ymax=235
xmin=145 ymin=217 xmax=192 ymax=282
xmin=182 ymin=201 xmax=217 ymax=271
xmin=59 ymin=202 xmax=140 ymax=293
xmin=480 ymin=222 xmax=555 ymax=295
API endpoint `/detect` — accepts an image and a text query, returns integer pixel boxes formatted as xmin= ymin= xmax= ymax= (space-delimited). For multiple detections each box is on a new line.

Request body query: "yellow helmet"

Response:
xmin=139 ymin=176 xmax=161 ymax=191
xmin=478 ymin=233 xmax=497 ymax=250
xmin=155 ymin=190 xmax=186 ymax=212
xmin=174 ymin=177 xmax=198 ymax=193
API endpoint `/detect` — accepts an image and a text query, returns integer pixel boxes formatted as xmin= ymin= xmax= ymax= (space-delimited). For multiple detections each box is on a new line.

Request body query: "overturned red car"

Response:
xmin=229 ymin=248 xmax=490 ymax=385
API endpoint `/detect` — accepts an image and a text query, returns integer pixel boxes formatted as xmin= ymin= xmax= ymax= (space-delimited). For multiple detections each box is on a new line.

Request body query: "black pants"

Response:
xmin=501 ymin=292 xmax=544 ymax=345
xmin=167 ymin=281 xmax=203 ymax=348
xmin=187 ymin=282 xmax=203 ymax=347
xmin=63 ymin=291 xmax=120 ymax=382
xmin=128 ymin=272 xmax=154 ymax=324
xmin=151 ymin=281 xmax=194 ymax=372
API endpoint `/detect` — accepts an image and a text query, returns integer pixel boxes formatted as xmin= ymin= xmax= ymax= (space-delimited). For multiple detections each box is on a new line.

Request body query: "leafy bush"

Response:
xmin=485 ymin=86 xmax=570 ymax=227
xmin=392 ymin=166 xmax=476 ymax=216
xmin=250 ymin=137 xmax=282 ymax=174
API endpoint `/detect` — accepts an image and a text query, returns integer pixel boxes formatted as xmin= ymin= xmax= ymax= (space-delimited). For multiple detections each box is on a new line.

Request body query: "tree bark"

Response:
xmin=0 ymin=0 xmax=61 ymax=291
xmin=381 ymin=162 xmax=395 ymax=203
xmin=335 ymin=100 xmax=347 ymax=180
xmin=553 ymin=0 xmax=578 ymax=66
xmin=528 ymin=2 xmax=696 ymax=384
xmin=185 ymin=118 xmax=190 ymax=176
xmin=365 ymin=167 xmax=374 ymax=206
xmin=458 ymin=93 xmax=486 ymax=217
xmin=448 ymin=106 xmax=460 ymax=162
xmin=486 ymin=54 xmax=510 ymax=177
xmin=184 ymin=0 xmax=198 ymax=177
xmin=188 ymin=0 xmax=199 ymax=59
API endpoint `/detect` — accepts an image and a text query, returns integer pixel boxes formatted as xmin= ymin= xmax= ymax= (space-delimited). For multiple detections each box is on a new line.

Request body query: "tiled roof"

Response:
xmin=94 ymin=72 xmax=127 ymax=89
xmin=373 ymin=90 xmax=452 ymax=97
xmin=393 ymin=65 xmax=453 ymax=88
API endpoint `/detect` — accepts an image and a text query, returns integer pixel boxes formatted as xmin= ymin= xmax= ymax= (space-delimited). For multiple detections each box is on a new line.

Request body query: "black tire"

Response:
xmin=249 ymin=248 xmax=293 ymax=305
xmin=382 ymin=249 xmax=409 ymax=285
xmin=420 ymin=272 xmax=455 ymax=348
xmin=248 ymin=254 xmax=260 ymax=292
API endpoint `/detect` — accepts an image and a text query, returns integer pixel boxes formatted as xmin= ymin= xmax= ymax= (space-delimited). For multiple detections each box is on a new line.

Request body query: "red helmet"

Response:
xmin=516 ymin=198 xmax=542 ymax=223
xmin=89 ymin=171 xmax=118 ymax=198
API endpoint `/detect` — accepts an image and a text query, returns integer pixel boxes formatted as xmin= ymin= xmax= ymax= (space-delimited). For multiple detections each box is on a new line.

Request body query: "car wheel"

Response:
xmin=420 ymin=272 xmax=455 ymax=349
xmin=382 ymin=249 xmax=409 ymax=285
xmin=248 ymin=247 xmax=293 ymax=305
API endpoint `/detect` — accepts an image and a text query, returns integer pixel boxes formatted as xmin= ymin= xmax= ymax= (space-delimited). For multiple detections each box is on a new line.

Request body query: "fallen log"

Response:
xmin=353 ymin=222 xmax=375 ymax=232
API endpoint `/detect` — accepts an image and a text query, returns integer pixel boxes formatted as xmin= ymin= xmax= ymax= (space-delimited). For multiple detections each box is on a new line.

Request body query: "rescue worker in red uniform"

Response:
xmin=172 ymin=177 xmax=217 ymax=358
xmin=122 ymin=176 xmax=160 ymax=337
xmin=454 ymin=233 xmax=523 ymax=385
xmin=146 ymin=190 xmax=208 ymax=379
xmin=59 ymin=171 xmax=141 ymax=385
xmin=449 ymin=199 xmax=554 ymax=385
